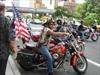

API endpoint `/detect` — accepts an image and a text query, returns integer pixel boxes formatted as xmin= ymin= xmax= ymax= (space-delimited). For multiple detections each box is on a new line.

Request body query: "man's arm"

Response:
xmin=48 ymin=29 xmax=70 ymax=36
xmin=9 ymin=39 xmax=16 ymax=53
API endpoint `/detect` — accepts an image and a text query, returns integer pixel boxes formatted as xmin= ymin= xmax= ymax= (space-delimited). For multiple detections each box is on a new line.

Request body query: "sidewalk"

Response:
xmin=6 ymin=55 xmax=21 ymax=75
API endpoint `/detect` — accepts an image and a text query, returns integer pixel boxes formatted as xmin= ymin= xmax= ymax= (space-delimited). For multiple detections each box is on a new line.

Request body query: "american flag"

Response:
xmin=12 ymin=3 xmax=30 ymax=42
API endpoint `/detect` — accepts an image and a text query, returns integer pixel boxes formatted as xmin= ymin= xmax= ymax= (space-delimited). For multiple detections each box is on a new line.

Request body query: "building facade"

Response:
xmin=55 ymin=0 xmax=76 ymax=13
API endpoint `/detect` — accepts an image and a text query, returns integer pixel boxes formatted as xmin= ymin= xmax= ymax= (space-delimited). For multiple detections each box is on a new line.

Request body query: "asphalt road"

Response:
xmin=16 ymin=24 xmax=100 ymax=75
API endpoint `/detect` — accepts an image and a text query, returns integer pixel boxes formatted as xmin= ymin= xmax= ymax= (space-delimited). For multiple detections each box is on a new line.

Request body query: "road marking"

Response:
xmin=87 ymin=59 xmax=100 ymax=67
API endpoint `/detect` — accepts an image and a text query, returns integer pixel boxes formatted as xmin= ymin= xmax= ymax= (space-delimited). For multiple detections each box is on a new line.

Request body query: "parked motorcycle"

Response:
xmin=83 ymin=27 xmax=99 ymax=41
xmin=16 ymin=33 xmax=88 ymax=74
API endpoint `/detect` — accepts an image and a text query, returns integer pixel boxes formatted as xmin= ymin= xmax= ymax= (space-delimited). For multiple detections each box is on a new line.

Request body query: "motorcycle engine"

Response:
xmin=52 ymin=53 xmax=59 ymax=60
xmin=52 ymin=53 xmax=61 ymax=68
xmin=50 ymin=45 xmax=66 ymax=68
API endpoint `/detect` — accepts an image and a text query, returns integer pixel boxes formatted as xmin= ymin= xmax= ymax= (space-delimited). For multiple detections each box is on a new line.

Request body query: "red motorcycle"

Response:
xmin=16 ymin=33 xmax=88 ymax=74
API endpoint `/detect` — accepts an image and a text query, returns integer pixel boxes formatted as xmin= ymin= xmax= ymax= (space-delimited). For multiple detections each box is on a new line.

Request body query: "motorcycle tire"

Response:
xmin=72 ymin=55 xmax=88 ymax=74
xmin=91 ymin=34 xmax=98 ymax=41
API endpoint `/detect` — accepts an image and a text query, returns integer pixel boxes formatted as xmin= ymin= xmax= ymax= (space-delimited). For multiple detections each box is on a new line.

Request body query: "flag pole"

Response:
xmin=12 ymin=1 xmax=34 ymax=41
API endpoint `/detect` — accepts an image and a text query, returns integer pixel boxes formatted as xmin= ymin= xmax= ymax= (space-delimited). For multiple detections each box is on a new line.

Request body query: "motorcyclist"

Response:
xmin=38 ymin=20 xmax=70 ymax=75
xmin=55 ymin=19 xmax=64 ymax=32
xmin=77 ymin=20 xmax=86 ymax=41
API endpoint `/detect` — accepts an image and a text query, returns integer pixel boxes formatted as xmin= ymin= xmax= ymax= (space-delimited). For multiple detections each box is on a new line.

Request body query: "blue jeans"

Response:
xmin=39 ymin=45 xmax=53 ymax=73
xmin=79 ymin=31 xmax=85 ymax=40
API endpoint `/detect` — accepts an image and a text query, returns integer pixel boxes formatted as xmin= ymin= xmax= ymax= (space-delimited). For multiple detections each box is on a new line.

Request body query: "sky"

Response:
xmin=76 ymin=0 xmax=85 ymax=3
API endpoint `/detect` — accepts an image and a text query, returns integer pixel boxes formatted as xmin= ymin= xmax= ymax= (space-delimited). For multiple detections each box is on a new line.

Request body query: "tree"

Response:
xmin=52 ymin=6 xmax=71 ymax=18
xmin=84 ymin=0 xmax=100 ymax=24
xmin=75 ymin=3 xmax=88 ymax=19
xmin=84 ymin=13 xmax=98 ymax=26
xmin=75 ymin=0 xmax=100 ymax=25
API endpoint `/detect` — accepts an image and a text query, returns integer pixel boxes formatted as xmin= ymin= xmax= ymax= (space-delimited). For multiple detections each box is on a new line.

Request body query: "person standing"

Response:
xmin=0 ymin=2 xmax=16 ymax=75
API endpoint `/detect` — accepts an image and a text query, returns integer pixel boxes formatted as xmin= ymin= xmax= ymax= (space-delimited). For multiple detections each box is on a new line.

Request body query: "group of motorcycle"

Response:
xmin=15 ymin=23 xmax=90 ymax=75
xmin=82 ymin=27 xmax=99 ymax=41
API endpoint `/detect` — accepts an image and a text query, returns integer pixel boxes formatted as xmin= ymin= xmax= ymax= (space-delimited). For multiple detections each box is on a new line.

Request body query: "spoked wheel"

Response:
xmin=73 ymin=56 xmax=88 ymax=74
xmin=91 ymin=33 xmax=98 ymax=41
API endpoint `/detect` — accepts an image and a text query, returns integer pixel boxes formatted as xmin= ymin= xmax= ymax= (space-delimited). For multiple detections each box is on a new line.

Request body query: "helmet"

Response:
xmin=56 ymin=19 xmax=62 ymax=25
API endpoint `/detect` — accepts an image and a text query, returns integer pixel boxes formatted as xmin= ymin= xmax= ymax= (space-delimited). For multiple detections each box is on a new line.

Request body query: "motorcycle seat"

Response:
xmin=25 ymin=43 xmax=37 ymax=48
xmin=25 ymin=43 xmax=40 ymax=53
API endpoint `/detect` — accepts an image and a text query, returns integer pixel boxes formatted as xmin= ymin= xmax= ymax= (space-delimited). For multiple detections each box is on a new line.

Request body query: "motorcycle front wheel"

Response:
xmin=72 ymin=56 xmax=88 ymax=74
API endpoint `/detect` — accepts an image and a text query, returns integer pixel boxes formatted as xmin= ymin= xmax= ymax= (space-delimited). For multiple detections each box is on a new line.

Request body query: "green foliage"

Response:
xmin=75 ymin=0 xmax=100 ymax=26
xmin=24 ymin=15 xmax=31 ymax=19
xmin=75 ymin=3 xmax=87 ymax=19
xmin=83 ymin=18 xmax=94 ymax=26
xmin=83 ymin=13 xmax=98 ymax=26
xmin=53 ymin=6 xmax=71 ymax=18
xmin=73 ymin=12 xmax=81 ymax=19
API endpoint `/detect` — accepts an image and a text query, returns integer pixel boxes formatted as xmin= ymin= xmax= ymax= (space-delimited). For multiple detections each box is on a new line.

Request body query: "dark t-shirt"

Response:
xmin=0 ymin=15 xmax=15 ymax=58
xmin=78 ymin=25 xmax=85 ymax=31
